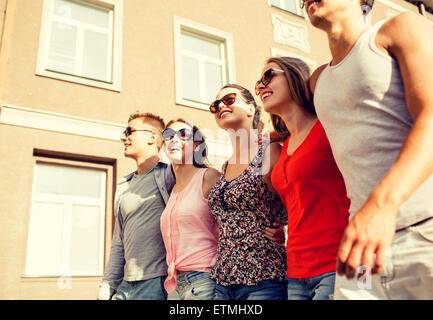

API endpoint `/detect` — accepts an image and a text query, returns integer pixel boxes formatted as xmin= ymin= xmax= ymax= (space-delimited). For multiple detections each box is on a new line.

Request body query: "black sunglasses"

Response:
xmin=162 ymin=128 xmax=193 ymax=142
xmin=209 ymin=92 xmax=245 ymax=114
xmin=300 ymin=0 xmax=306 ymax=9
xmin=122 ymin=126 xmax=153 ymax=138
xmin=255 ymin=68 xmax=285 ymax=96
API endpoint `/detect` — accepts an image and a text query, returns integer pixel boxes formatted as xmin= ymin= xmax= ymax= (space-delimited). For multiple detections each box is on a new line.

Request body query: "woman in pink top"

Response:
xmin=160 ymin=118 xmax=220 ymax=300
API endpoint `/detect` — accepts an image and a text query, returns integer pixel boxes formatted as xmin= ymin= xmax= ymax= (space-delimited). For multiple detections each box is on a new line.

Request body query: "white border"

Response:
xmin=0 ymin=104 xmax=124 ymax=141
xmin=0 ymin=104 xmax=230 ymax=158
xmin=24 ymin=161 xmax=107 ymax=277
xmin=267 ymin=0 xmax=307 ymax=19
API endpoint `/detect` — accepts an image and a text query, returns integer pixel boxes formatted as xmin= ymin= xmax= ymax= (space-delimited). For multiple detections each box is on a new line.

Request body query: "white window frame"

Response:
xmin=269 ymin=0 xmax=306 ymax=18
xmin=36 ymin=0 xmax=123 ymax=91
xmin=173 ymin=16 xmax=236 ymax=111
xmin=24 ymin=159 xmax=109 ymax=277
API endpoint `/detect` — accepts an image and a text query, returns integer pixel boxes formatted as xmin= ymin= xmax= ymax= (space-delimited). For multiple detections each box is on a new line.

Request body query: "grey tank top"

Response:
xmin=314 ymin=20 xmax=433 ymax=230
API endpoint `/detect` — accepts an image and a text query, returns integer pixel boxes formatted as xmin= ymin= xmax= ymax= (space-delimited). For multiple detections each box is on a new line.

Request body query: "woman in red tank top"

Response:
xmin=255 ymin=56 xmax=350 ymax=300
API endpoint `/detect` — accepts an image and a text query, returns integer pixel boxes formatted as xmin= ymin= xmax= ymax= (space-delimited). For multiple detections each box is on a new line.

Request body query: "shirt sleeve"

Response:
xmin=97 ymin=208 xmax=125 ymax=299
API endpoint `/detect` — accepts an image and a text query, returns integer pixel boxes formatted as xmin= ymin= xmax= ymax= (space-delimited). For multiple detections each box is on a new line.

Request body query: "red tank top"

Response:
xmin=271 ymin=121 xmax=350 ymax=278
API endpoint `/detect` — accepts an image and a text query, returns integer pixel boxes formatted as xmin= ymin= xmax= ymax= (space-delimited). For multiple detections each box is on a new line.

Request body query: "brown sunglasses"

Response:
xmin=255 ymin=68 xmax=285 ymax=96
xmin=209 ymin=93 xmax=244 ymax=114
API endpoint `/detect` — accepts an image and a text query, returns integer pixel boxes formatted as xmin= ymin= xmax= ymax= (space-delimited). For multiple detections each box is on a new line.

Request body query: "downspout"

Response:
xmin=0 ymin=0 xmax=17 ymax=114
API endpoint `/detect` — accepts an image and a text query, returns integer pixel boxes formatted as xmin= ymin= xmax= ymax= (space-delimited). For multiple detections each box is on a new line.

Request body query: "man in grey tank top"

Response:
xmin=97 ymin=112 xmax=175 ymax=299
xmin=304 ymin=0 xmax=433 ymax=299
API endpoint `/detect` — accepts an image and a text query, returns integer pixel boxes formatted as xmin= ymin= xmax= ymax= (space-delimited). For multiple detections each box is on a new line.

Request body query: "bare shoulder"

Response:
xmin=378 ymin=12 xmax=433 ymax=51
xmin=262 ymin=141 xmax=282 ymax=174
xmin=204 ymin=167 xmax=221 ymax=183
xmin=377 ymin=12 xmax=433 ymax=118
xmin=309 ymin=64 xmax=328 ymax=94
xmin=269 ymin=141 xmax=282 ymax=163
xmin=262 ymin=142 xmax=282 ymax=194
xmin=202 ymin=167 xmax=221 ymax=198
xmin=380 ymin=11 xmax=430 ymax=33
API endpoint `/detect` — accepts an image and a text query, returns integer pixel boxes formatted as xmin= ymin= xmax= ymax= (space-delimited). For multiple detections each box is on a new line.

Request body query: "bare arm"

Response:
xmin=309 ymin=63 xmax=328 ymax=94
xmin=337 ymin=12 xmax=433 ymax=278
xmin=262 ymin=141 xmax=283 ymax=195
xmin=262 ymin=141 xmax=287 ymax=244
xmin=202 ymin=167 xmax=221 ymax=199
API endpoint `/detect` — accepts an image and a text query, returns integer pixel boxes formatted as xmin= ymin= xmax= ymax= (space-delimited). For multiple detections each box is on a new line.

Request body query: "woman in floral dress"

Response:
xmin=208 ymin=84 xmax=288 ymax=300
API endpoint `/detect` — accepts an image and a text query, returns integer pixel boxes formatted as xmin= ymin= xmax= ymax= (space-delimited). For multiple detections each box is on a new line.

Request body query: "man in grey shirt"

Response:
xmin=98 ymin=112 xmax=175 ymax=300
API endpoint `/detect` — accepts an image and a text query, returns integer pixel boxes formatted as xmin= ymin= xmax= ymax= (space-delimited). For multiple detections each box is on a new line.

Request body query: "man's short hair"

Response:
xmin=128 ymin=111 xmax=165 ymax=149
xmin=128 ymin=111 xmax=165 ymax=131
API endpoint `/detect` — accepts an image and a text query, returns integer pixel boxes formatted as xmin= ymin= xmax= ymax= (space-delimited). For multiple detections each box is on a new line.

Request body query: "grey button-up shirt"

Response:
xmin=98 ymin=160 xmax=175 ymax=299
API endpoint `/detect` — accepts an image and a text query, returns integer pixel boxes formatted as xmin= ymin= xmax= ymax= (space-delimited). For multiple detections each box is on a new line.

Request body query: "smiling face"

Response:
xmin=121 ymin=118 xmax=159 ymax=160
xmin=303 ymin=0 xmax=364 ymax=28
xmin=257 ymin=62 xmax=292 ymax=116
xmin=304 ymin=0 xmax=322 ymax=15
xmin=303 ymin=0 xmax=325 ymax=26
xmin=163 ymin=121 xmax=196 ymax=165
xmin=213 ymin=87 xmax=255 ymax=131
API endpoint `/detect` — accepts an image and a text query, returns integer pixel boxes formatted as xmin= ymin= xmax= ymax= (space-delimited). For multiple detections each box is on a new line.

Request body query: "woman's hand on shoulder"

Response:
xmin=202 ymin=167 xmax=221 ymax=199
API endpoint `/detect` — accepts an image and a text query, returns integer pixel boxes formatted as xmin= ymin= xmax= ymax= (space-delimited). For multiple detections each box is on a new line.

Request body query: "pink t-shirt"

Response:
xmin=160 ymin=168 xmax=218 ymax=293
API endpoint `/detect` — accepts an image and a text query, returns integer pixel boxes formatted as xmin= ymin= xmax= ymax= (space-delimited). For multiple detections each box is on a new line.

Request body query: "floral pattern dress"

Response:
xmin=208 ymin=139 xmax=288 ymax=286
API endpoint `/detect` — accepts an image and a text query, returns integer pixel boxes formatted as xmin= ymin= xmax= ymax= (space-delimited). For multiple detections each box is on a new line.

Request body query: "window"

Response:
xmin=36 ymin=0 xmax=122 ymax=91
xmin=269 ymin=0 xmax=305 ymax=17
xmin=25 ymin=159 xmax=111 ymax=277
xmin=174 ymin=17 xmax=236 ymax=110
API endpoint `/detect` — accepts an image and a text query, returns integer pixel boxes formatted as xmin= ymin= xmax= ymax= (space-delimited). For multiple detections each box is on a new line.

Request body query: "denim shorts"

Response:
xmin=115 ymin=276 xmax=167 ymax=300
xmin=176 ymin=271 xmax=216 ymax=300
xmin=214 ymin=280 xmax=288 ymax=300
xmin=286 ymin=271 xmax=336 ymax=300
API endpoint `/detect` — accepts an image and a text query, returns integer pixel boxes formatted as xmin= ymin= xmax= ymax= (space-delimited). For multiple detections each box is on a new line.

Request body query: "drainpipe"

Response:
xmin=0 ymin=0 xmax=16 ymax=113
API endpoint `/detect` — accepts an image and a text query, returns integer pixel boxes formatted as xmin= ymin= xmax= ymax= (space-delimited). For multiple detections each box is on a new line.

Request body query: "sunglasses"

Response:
xmin=122 ymin=126 xmax=153 ymax=138
xmin=162 ymin=128 xmax=193 ymax=142
xmin=255 ymin=68 xmax=285 ymax=96
xmin=209 ymin=93 xmax=245 ymax=114
xmin=300 ymin=0 xmax=306 ymax=9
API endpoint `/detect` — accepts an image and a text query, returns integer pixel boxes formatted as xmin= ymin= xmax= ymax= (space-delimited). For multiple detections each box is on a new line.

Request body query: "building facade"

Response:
xmin=0 ymin=0 xmax=431 ymax=300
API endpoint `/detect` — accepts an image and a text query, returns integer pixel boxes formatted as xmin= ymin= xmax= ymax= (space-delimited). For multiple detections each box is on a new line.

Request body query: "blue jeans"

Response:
xmin=176 ymin=271 xmax=216 ymax=300
xmin=214 ymin=280 xmax=288 ymax=300
xmin=115 ymin=276 xmax=167 ymax=300
xmin=286 ymin=271 xmax=336 ymax=300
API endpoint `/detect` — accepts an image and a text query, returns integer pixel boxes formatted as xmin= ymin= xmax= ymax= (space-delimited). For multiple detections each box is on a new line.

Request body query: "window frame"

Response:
xmin=173 ymin=16 xmax=236 ymax=111
xmin=269 ymin=0 xmax=306 ymax=18
xmin=36 ymin=0 xmax=123 ymax=91
xmin=23 ymin=157 xmax=113 ymax=278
